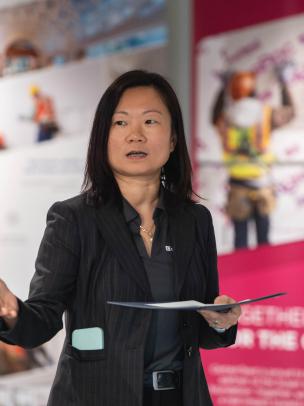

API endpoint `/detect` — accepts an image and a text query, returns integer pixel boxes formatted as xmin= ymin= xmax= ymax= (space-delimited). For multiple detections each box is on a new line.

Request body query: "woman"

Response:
xmin=0 ymin=70 xmax=241 ymax=406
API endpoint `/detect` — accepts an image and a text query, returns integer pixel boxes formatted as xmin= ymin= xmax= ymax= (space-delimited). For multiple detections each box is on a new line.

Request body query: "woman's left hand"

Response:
xmin=198 ymin=295 xmax=242 ymax=331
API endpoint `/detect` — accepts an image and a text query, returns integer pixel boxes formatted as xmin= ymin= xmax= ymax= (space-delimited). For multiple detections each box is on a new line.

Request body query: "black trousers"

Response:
xmin=233 ymin=210 xmax=270 ymax=249
xmin=143 ymin=387 xmax=183 ymax=406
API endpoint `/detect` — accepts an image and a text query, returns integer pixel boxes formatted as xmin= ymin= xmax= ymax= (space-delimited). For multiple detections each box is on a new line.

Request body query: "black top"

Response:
xmin=122 ymin=193 xmax=183 ymax=384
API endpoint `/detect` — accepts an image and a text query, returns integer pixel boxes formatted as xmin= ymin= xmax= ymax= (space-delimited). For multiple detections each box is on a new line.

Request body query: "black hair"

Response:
xmin=82 ymin=69 xmax=195 ymax=206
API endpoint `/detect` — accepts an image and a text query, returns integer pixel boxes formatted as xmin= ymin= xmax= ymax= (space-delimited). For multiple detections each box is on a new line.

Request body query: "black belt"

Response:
xmin=144 ymin=369 xmax=182 ymax=391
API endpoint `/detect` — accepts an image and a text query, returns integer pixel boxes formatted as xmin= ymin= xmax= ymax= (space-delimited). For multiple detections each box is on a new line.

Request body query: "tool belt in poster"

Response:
xmin=226 ymin=182 xmax=276 ymax=221
xmin=41 ymin=122 xmax=59 ymax=133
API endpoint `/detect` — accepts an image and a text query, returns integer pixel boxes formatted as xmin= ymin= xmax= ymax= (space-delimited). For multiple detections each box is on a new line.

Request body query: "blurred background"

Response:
xmin=0 ymin=1 xmax=303 ymax=405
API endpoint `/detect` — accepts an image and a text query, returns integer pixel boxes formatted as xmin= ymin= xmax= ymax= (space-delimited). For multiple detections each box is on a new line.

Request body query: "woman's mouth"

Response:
xmin=126 ymin=151 xmax=148 ymax=159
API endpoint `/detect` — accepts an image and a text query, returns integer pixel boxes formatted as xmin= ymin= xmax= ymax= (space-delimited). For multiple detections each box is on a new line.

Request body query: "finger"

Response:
xmin=227 ymin=305 xmax=241 ymax=320
xmin=209 ymin=310 xmax=238 ymax=328
xmin=221 ymin=310 xmax=241 ymax=326
xmin=198 ymin=312 xmax=221 ymax=325
xmin=199 ymin=308 xmax=228 ymax=321
xmin=214 ymin=295 xmax=236 ymax=305
xmin=0 ymin=306 xmax=8 ymax=316
xmin=7 ymin=310 xmax=17 ymax=319
xmin=198 ymin=309 xmax=223 ymax=319
xmin=0 ymin=306 xmax=17 ymax=318
xmin=233 ymin=304 xmax=242 ymax=315
xmin=198 ymin=312 xmax=225 ymax=328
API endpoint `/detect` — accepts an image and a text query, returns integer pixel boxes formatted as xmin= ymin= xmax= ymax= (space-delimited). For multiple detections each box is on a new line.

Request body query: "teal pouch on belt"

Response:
xmin=72 ymin=327 xmax=104 ymax=350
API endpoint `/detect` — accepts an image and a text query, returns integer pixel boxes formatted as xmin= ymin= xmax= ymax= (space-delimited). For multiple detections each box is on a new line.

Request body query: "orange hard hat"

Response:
xmin=229 ymin=72 xmax=256 ymax=100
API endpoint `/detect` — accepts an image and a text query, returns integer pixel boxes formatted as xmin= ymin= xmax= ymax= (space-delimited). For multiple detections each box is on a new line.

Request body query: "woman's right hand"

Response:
xmin=0 ymin=279 xmax=19 ymax=329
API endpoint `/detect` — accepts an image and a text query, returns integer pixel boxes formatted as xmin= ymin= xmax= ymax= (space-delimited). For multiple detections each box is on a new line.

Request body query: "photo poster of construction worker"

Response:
xmin=194 ymin=13 xmax=304 ymax=254
xmin=0 ymin=63 xmax=103 ymax=150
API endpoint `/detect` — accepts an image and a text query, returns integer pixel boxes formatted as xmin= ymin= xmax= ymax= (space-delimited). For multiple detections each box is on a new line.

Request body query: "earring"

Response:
xmin=161 ymin=167 xmax=166 ymax=183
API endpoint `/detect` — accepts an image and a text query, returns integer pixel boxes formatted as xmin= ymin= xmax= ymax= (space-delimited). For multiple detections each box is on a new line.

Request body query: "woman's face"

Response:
xmin=108 ymin=86 xmax=175 ymax=180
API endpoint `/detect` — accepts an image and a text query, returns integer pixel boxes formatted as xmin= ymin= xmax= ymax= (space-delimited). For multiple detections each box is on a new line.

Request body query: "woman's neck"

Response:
xmin=115 ymin=174 xmax=160 ymax=213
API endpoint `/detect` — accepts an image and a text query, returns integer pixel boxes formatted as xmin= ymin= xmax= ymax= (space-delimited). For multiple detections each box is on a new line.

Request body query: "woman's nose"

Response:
xmin=126 ymin=127 xmax=146 ymax=142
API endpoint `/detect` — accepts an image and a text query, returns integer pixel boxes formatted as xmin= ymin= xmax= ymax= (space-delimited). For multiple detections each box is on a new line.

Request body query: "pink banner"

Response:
xmin=201 ymin=241 xmax=304 ymax=405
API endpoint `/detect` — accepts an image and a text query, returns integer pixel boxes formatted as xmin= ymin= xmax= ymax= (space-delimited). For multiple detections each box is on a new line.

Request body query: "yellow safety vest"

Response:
xmin=222 ymin=105 xmax=274 ymax=179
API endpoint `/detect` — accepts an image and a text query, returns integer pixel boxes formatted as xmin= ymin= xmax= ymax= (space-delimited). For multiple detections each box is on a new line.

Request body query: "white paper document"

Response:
xmin=107 ymin=292 xmax=286 ymax=311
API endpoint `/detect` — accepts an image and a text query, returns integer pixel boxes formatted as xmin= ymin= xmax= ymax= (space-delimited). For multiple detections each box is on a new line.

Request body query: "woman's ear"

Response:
xmin=170 ymin=134 xmax=176 ymax=152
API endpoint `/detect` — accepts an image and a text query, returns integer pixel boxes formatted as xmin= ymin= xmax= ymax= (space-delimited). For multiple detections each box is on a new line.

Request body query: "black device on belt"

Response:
xmin=145 ymin=370 xmax=182 ymax=391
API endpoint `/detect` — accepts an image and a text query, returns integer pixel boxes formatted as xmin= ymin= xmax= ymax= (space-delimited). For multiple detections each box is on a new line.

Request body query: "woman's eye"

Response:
xmin=145 ymin=119 xmax=158 ymax=125
xmin=113 ymin=120 xmax=127 ymax=126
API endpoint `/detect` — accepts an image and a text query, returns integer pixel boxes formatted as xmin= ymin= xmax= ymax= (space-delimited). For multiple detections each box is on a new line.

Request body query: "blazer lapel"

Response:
xmin=94 ymin=204 xmax=152 ymax=298
xmin=168 ymin=205 xmax=196 ymax=298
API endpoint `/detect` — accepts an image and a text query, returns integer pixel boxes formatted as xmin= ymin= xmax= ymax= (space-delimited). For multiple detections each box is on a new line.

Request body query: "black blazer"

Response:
xmin=0 ymin=192 xmax=236 ymax=406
